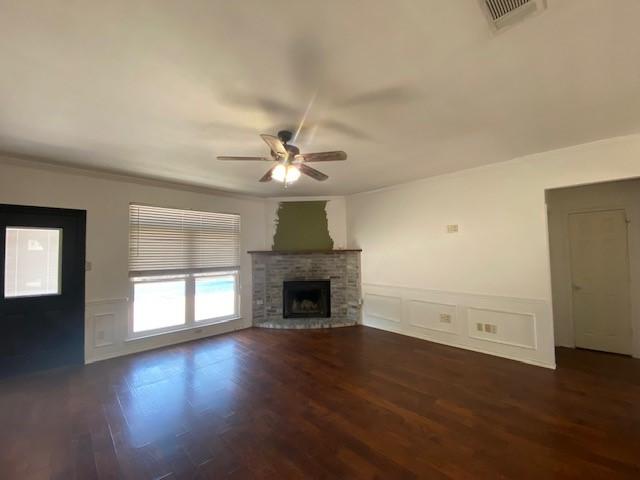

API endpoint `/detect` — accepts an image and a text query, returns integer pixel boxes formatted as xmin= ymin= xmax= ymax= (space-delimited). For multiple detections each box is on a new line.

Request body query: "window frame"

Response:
xmin=128 ymin=269 xmax=240 ymax=339
xmin=127 ymin=203 xmax=242 ymax=340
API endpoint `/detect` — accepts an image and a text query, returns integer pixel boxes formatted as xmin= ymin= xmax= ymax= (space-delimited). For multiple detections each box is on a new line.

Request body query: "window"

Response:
xmin=128 ymin=204 xmax=240 ymax=336
xmin=4 ymin=227 xmax=62 ymax=298
xmin=195 ymin=273 xmax=237 ymax=321
xmin=133 ymin=277 xmax=186 ymax=333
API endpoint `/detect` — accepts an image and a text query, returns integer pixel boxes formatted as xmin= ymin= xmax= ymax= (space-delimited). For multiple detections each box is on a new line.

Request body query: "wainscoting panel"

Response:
xmin=363 ymin=293 xmax=402 ymax=323
xmin=85 ymin=298 xmax=246 ymax=364
xmin=468 ymin=307 xmax=537 ymax=349
xmin=85 ymin=299 xmax=128 ymax=362
xmin=93 ymin=313 xmax=115 ymax=347
xmin=407 ymin=300 xmax=457 ymax=334
xmin=362 ymin=283 xmax=555 ymax=369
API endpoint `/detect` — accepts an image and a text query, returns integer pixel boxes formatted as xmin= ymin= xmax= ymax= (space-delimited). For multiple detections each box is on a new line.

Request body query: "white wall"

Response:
xmin=6 ymin=133 xmax=640 ymax=369
xmin=265 ymin=196 xmax=347 ymax=249
xmin=347 ymin=134 xmax=640 ymax=369
xmin=0 ymin=156 xmax=267 ymax=363
xmin=546 ymin=179 xmax=640 ymax=357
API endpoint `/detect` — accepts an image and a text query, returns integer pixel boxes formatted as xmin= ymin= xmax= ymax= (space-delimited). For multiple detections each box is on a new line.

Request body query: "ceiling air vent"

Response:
xmin=482 ymin=0 xmax=547 ymax=31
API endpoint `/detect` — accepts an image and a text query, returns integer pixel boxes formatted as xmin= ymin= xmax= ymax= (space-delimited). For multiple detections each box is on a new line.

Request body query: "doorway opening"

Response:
xmin=546 ymin=179 xmax=640 ymax=361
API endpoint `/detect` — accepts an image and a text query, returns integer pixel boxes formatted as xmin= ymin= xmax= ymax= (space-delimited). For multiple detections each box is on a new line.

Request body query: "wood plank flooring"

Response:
xmin=0 ymin=326 xmax=639 ymax=479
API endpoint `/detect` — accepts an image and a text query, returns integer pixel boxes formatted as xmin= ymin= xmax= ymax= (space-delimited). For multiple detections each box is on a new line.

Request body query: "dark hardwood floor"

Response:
xmin=1 ymin=326 xmax=639 ymax=479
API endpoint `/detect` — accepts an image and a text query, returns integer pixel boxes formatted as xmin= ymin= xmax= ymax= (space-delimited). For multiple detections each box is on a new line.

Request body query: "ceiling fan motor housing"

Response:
xmin=275 ymin=131 xmax=299 ymax=156
xmin=285 ymin=144 xmax=299 ymax=156
xmin=277 ymin=130 xmax=293 ymax=144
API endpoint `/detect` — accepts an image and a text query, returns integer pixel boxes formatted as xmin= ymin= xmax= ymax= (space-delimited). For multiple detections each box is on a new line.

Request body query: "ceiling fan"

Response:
xmin=217 ymin=130 xmax=346 ymax=185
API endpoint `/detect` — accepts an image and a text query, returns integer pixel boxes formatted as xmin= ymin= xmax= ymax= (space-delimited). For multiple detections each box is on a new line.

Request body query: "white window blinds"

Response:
xmin=129 ymin=204 xmax=240 ymax=276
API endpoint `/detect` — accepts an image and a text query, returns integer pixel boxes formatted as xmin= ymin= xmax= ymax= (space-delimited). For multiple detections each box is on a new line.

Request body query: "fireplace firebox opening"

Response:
xmin=283 ymin=280 xmax=331 ymax=318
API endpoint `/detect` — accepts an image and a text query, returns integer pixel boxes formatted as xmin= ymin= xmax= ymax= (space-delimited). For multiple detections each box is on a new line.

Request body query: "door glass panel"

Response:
xmin=4 ymin=227 xmax=62 ymax=298
xmin=133 ymin=279 xmax=186 ymax=332
xmin=195 ymin=274 xmax=236 ymax=321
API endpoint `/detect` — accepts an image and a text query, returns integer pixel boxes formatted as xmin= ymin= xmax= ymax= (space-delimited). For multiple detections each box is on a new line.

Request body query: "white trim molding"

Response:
xmin=362 ymin=283 xmax=555 ymax=369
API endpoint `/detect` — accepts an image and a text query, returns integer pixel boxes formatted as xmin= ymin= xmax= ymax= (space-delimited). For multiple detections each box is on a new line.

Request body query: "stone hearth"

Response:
xmin=249 ymin=250 xmax=362 ymax=329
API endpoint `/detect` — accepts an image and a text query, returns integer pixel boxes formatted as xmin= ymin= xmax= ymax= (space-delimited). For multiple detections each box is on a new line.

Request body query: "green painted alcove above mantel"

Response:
xmin=272 ymin=201 xmax=334 ymax=251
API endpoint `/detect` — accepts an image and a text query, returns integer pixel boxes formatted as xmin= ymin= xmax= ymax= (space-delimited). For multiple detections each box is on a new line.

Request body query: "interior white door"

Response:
xmin=568 ymin=209 xmax=632 ymax=355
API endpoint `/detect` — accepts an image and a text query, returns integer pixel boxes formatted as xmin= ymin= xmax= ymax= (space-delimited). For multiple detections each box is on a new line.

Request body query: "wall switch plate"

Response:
xmin=85 ymin=261 xmax=92 ymax=272
xmin=440 ymin=313 xmax=452 ymax=323
xmin=447 ymin=224 xmax=459 ymax=233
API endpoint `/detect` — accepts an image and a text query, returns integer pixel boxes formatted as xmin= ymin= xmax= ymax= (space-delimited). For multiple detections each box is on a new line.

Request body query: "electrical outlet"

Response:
xmin=440 ymin=313 xmax=452 ymax=323
xmin=484 ymin=324 xmax=498 ymax=334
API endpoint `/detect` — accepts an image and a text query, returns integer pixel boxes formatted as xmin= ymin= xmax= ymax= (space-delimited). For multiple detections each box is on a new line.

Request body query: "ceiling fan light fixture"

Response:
xmin=271 ymin=164 xmax=301 ymax=183
xmin=272 ymin=164 xmax=286 ymax=182
xmin=286 ymin=165 xmax=301 ymax=182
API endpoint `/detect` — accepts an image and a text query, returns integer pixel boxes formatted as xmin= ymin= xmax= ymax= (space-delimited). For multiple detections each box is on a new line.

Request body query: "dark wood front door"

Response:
xmin=0 ymin=204 xmax=86 ymax=378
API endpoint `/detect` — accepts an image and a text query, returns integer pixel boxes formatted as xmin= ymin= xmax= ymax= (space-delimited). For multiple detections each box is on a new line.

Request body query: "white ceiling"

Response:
xmin=1 ymin=0 xmax=640 ymax=196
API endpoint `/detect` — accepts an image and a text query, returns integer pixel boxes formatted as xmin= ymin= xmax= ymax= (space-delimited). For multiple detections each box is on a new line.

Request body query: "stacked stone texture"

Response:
xmin=251 ymin=251 xmax=361 ymax=329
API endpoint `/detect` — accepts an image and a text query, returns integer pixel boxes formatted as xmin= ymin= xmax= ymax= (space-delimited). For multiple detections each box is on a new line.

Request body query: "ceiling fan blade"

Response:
xmin=202 ymin=122 xmax=258 ymax=134
xmin=217 ymin=156 xmax=271 ymax=161
xmin=313 ymin=119 xmax=372 ymax=140
xmin=294 ymin=151 xmax=347 ymax=163
xmin=260 ymin=134 xmax=288 ymax=157
xmin=288 ymin=36 xmax=325 ymax=94
xmin=335 ymin=86 xmax=417 ymax=108
xmin=224 ymin=92 xmax=299 ymax=117
xmin=299 ymin=163 xmax=328 ymax=181
xmin=259 ymin=166 xmax=275 ymax=183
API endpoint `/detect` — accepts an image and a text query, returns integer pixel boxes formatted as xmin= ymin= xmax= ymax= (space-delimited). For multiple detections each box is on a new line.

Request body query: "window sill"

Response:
xmin=125 ymin=316 xmax=242 ymax=343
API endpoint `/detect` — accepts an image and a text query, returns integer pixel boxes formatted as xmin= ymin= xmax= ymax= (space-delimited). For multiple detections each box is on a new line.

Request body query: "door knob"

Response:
xmin=572 ymin=284 xmax=582 ymax=291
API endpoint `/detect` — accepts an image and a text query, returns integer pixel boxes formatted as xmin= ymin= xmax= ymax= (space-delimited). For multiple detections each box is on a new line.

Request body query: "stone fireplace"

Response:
xmin=249 ymin=250 xmax=362 ymax=329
